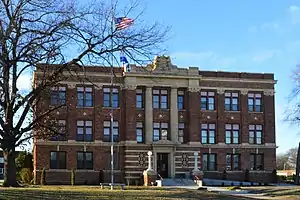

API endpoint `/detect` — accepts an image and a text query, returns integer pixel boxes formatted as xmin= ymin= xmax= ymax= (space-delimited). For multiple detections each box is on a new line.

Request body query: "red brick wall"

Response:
xmin=33 ymin=67 xmax=276 ymax=184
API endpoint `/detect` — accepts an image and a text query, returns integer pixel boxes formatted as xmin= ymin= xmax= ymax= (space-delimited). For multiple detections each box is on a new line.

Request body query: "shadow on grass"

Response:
xmin=0 ymin=187 xmax=256 ymax=200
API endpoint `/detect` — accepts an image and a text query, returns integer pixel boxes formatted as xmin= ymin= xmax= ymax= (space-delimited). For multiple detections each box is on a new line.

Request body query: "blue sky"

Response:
xmin=136 ymin=0 xmax=300 ymax=154
xmin=18 ymin=0 xmax=300 ymax=153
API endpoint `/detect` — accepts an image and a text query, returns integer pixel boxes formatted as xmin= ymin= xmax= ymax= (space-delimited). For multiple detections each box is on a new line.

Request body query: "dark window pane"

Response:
xmin=50 ymin=152 xmax=57 ymax=169
xmin=58 ymin=152 xmax=66 ymax=169
xmin=77 ymin=152 xmax=84 ymax=169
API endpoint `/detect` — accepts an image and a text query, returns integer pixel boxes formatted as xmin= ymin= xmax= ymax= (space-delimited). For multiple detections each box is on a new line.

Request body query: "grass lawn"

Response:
xmin=244 ymin=186 xmax=300 ymax=199
xmin=0 ymin=186 xmax=253 ymax=200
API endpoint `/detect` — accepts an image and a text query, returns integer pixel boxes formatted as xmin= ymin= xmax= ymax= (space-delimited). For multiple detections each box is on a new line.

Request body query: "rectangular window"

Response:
xmin=249 ymin=125 xmax=263 ymax=144
xmin=0 ymin=157 xmax=3 ymax=163
xmin=0 ymin=168 xmax=3 ymax=174
xmin=178 ymin=90 xmax=184 ymax=110
xmin=77 ymin=152 xmax=93 ymax=170
xmin=153 ymin=89 xmax=168 ymax=109
xmin=200 ymin=91 xmax=215 ymax=110
xmin=76 ymin=120 xmax=93 ymax=142
xmin=77 ymin=86 xmax=93 ymax=107
xmin=136 ymin=122 xmax=144 ymax=143
xmin=50 ymin=86 xmax=66 ymax=105
xmin=250 ymin=154 xmax=264 ymax=170
xmin=136 ymin=89 xmax=144 ymax=109
xmin=103 ymin=121 xmax=119 ymax=142
xmin=225 ymin=124 xmax=239 ymax=144
xmin=153 ymin=122 xmax=168 ymax=141
xmin=50 ymin=151 xmax=66 ymax=169
xmin=103 ymin=88 xmax=119 ymax=108
xmin=50 ymin=120 xmax=67 ymax=141
xmin=226 ymin=154 xmax=240 ymax=171
xmin=201 ymin=124 xmax=216 ymax=144
xmin=224 ymin=92 xmax=239 ymax=111
xmin=202 ymin=153 xmax=216 ymax=171
xmin=248 ymin=93 xmax=262 ymax=112
xmin=178 ymin=123 xmax=184 ymax=143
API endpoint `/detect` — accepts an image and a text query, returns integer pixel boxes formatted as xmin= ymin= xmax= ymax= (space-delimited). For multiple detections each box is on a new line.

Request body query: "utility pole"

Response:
xmin=110 ymin=0 xmax=115 ymax=191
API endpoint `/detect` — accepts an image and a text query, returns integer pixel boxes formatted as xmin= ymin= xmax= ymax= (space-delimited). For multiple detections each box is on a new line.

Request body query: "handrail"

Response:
xmin=157 ymin=173 xmax=163 ymax=181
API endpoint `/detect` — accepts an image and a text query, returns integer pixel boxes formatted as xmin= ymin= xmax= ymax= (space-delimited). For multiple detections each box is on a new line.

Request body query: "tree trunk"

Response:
xmin=296 ymin=142 xmax=300 ymax=185
xmin=3 ymin=148 xmax=18 ymax=187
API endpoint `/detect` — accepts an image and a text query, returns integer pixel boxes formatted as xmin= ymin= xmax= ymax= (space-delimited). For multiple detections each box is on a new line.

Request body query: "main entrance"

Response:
xmin=157 ymin=153 xmax=169 ymax=178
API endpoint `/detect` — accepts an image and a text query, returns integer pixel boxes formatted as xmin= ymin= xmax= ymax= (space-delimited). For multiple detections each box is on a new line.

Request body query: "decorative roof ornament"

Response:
xmin=146 ymin=55 xmax=173 ymax=72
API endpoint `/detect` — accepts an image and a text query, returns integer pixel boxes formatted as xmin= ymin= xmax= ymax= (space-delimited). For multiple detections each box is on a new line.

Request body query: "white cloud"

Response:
xmin=17 ymin=73 xmax=32 ymax=91
xmin=288 ymin=5 xmax=300 ymax=13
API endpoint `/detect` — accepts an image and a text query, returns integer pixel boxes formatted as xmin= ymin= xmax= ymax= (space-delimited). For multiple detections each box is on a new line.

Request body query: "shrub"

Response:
xmin=244 ymin=169 xmax=249 ymax=182
xmin=20 ymin=168 xmax=33 ymax=184
xmin=71 ymin=168 xmax=75 ymax=186
xmin=228 ymin=186 xmax=242 ymax=190
xmin=222 ymin=170 xmax=227 ymax=180
xmin=40 ymin=167 xmax=46 ymax=185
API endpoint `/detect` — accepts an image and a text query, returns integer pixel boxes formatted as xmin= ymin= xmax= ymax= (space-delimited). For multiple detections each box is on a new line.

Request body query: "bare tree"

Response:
xmin=276 ymin=147 xmax=297 ymax=170
xmin=0 ymin=0 xmax=169 ymax=187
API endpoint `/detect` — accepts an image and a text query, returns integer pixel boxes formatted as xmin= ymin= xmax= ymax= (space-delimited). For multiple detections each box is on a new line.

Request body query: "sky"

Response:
xmin=134 ymin=0 xmax=300 ymax=154
xmin=18 ymin=0 xmax=300 ymax=154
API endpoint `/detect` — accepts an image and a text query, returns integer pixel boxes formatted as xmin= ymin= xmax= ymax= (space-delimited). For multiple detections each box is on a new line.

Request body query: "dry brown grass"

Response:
xmin=0 ymin=185 xmax=253 ymax=200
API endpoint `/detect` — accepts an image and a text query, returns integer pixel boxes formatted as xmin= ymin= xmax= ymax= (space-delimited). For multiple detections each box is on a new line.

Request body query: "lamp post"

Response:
xmin=147 ymin=151 xmax=153 ymax=171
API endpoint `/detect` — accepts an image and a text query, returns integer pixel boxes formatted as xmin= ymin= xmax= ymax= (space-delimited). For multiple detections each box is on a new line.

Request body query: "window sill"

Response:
xmin=102 ymin=107 xmax=120 ymax=110
xmin=49 ymin=105 xmax=67 ymax=108
xmin=200 ymin=110 xmax=217 ymax=112
xmin=226 ymin=171 xmax=243 ymax=173
xmin=248 ymin=111 xmax=263 ymax=114
xmin=224 ymin=110 xmax=240 ymax=113
xmin=76 ymin=106 xmax=94 ymax=109
xmin=137 ymin=108 xmax=144 ymax=111
xmin=178 ymin=109 xmax=187 ymax=111
xmin=153 ymin=108 xmax=170 ymax=111
xmin=75 ymin=169 xmax=95 ymax=172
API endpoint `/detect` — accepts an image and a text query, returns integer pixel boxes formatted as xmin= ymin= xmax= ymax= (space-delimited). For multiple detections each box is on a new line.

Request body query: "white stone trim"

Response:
xmin=188 ymin=87 xmax=201 ymax=92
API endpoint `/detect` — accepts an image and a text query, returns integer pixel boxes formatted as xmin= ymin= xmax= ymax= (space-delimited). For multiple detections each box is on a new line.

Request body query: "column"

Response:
xmin=145 ymin=87 xmax=153 ymax=143
xmin=170 ymin=87 xmax=178 ymax=143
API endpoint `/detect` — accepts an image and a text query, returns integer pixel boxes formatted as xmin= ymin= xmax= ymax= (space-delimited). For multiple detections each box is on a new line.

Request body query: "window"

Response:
xmin=136 ymin=122 xmax=144 ymax=143
xmin=50 ymin=151 xmax=66 ymax=169
xmin=225 ymin=124 xmax=239 ymax=144
xmin=153 ymin=89 xmax=168 ymax=109
xmin=178 ymin=91 xmax=184 ymax=110
xmin=103 ymin=121 xmax=119 ymax=142
xmin=50 ymin=86 xmax=66 ymax=105
xmin=136 ymin=89 xmax=144 ymax=109
xmin=76 ymin=120 xmax=93 ymax=142
xmin=249 ymin=125 xmax=263 ymax=144
xmin=77 ymin=152 xmax=93 ymax=170
xmin=250 ymin=154 xmax=263 ymax=170
xmin=201 ymin=124 xmax=216 ymax=144
xmin=202 ymin=153 xmax=216 ymax=171
xmin=224 ymin=92 xmax=239 ymax=111
xmin=50 ymin=120 xmax=66 ymax=141
xmin=103 ymin=88 xmax=119 ymax=108
xmin=178 ymin=123 xmax=185 ymax=143
xmin=0 ymin=157 xmax=3 ymax=163
xmin=0 ymin=168 xmax=3 ymax=174
xmin=153 ymin=122 xmax=168 ymax=141
xmin=248 ymin=93 xmax=262 ymax=112
xmin=200 ymin=91 xmax=215 ymax=110
xmin=77 ymin=86 xmax=93 ymax=107
xmin=226 ymin=154 xmax=240 ymax=171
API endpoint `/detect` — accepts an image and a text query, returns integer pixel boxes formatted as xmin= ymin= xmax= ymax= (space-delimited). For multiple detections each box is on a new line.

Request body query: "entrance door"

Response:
xmin=157 ymin=153 xmax=169 ymax=178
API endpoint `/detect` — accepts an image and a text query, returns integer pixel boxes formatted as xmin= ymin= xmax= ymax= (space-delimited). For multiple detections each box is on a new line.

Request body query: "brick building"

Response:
xmin=33 ymin=56 xmax=277 ymax=185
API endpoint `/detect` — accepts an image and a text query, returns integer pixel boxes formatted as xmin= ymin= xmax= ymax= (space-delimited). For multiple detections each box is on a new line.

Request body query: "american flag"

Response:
xmin=114 ymin=17 xmax=134 ymax=30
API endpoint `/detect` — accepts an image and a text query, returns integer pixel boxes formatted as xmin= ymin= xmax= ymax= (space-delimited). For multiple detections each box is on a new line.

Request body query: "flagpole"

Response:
xmin=110 ymin=0 xmax=114 ymax=191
